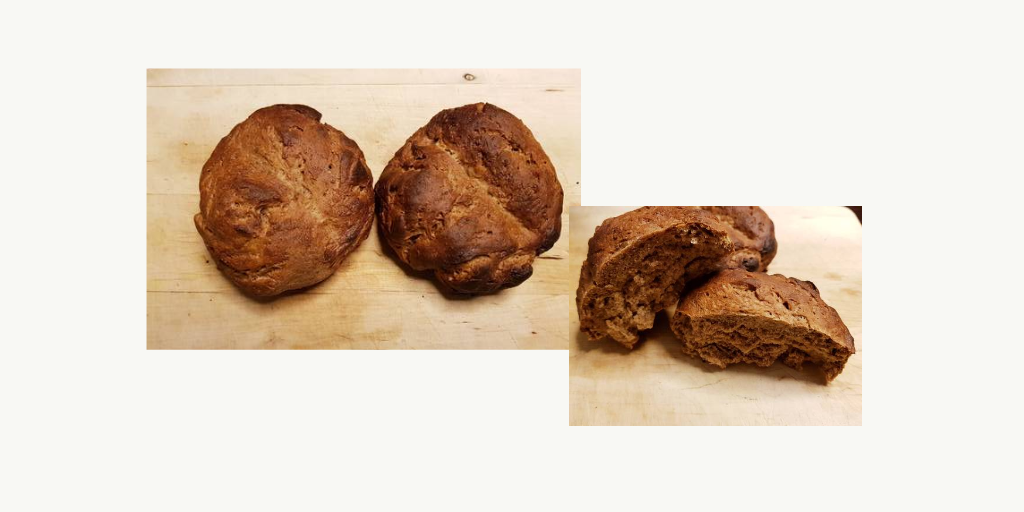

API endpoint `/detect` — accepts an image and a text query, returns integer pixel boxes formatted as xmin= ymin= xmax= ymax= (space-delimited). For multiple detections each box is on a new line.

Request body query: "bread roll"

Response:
xmin=194 ymin=104 xmax=374 ymax=297
xmin=375 ymin=103 xmax=563 ymax=294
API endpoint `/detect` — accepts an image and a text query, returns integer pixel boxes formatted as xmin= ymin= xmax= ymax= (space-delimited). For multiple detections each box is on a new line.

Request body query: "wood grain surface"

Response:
xmin=147 ymin=69 xmax=580 ymax=349
xmin=569 ymin=206 xmax=862 ymax=425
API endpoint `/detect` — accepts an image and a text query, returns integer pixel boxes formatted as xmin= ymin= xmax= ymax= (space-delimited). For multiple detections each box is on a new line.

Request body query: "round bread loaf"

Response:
xmin=375 ymin=103 xmax=563 ymax=294
xmin=670 ymin=269 xmax=855 ymax=383
xmin=698 ymin=206 xmax=777 ymax=272
xmin=194 ymin=104 xmax=374 ymax=298
xmin=576 ymin=207 xmax=733 ymax=348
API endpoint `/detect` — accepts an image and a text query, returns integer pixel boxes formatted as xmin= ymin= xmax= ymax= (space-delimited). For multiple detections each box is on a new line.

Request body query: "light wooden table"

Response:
xmin=147 ymin=69 xmax=580 ymax=349
xmin=569 ymin=206 xmax=862 ymax=425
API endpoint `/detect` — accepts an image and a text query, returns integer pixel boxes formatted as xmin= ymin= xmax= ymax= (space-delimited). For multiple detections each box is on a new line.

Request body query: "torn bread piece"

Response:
xmin=576 ymin=207 xmax=733 ymax=348
xmin=670 ymin=269 xmax=855 ymax=383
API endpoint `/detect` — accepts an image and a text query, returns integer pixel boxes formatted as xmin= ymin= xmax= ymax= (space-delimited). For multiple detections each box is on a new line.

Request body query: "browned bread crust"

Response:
xmin=698 ymin=206 xmax=777 ymax=272
xmin=576 ymin=207 xmax=733 ymax=348
xmin=375 ymin=103 xmax=563 ymax=294
xmin=670 ymin=269 xmax=856 ymax=383
xmin=194 ymin=104 xmax=374 ymax=298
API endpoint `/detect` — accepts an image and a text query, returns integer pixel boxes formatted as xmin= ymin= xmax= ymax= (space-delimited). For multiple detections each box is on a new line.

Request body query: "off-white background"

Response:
xmin=3 ymin=1 xmax=1023 ymax=511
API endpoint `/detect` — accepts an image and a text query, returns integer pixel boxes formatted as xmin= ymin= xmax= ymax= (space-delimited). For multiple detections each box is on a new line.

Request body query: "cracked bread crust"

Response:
xmin=670 ymin=269 xmax=856 ymax=383
xmin=576 ymin=207 xmax=733 ymax=348
xmin=194 ymin=104 xmax=374 ymax=298
xmin=375 ymin=103 xmax=563 ymax=294
xmin=698 ymin=206 xmax=777 ymax=272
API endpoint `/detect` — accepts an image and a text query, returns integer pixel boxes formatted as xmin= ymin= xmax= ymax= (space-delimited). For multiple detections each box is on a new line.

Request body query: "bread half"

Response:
xmin=576 ymin=207 xmax=733 ymax=348
xmin=670 ymin=269 xmax=855 ymax=383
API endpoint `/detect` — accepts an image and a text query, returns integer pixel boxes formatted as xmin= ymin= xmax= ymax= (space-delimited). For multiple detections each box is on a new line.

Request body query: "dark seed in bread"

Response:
xmin=697 ymin=206 xmax=778 ymax=272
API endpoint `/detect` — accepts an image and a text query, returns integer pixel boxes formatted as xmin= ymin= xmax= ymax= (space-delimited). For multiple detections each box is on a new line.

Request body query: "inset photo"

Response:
xmin=147 ymin=69 xmax=580 ymax=349
xmin=570 ymin=206 xmax=862 ymax=425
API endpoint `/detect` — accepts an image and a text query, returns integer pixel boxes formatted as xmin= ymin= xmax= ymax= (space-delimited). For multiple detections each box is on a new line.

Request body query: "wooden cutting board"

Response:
xmin=569 ymin=206 xmax=862 ymax=425
xmin=147 ymin=69 xmax=580 ymax=349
